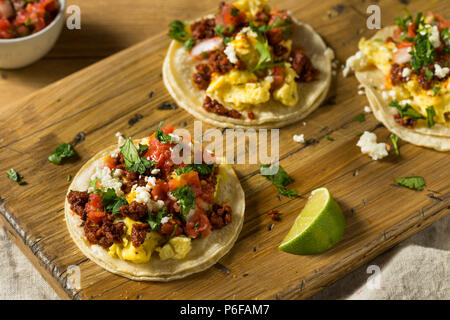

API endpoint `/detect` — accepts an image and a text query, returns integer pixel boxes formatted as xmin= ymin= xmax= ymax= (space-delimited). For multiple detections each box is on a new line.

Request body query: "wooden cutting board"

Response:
xmin=0 ymin=0 xmax=449 ymax=300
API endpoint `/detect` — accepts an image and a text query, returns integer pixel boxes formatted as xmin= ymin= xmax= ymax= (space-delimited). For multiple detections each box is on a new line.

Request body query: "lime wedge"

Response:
xmin=279 ymin=187 xmax=346 ymax=255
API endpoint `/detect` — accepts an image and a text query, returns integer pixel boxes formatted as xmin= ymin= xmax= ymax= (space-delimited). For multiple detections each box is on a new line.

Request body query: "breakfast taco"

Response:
xmin=345 ymin=11 xmax=449 ymax=151
xmin=163 ymin=0 xmax=333 ymax=128
xmin=65 ymin=124 xmax=245 ymax=281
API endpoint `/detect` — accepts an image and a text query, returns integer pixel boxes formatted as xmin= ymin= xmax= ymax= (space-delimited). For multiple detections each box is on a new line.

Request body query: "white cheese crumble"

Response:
xmin=169 ymin=133 xmax=182 ymax=144
xmin=356 ymin=131 xmax=388 ymax=160
xmin=402 ymin=67 xmax=411 ymax=78
xmin=115 ymin=132 xmax=125 ymax=148
xmin=151 ymin=168 xmax=160 ymax=175
xmin=224 ymin=43 xmax=238 ymax=64
xmin=113 ymin=169 xmax=123 ymax=178
xmin=145 ymin=176 xmax=156 ymax=187
xmin=434 ymin=63 xmax=450 ymax=79
xmin=89 ymin=166 xmax=123 ymax=196
xmin=429 ymin=25 xmax=441 ymax=48
xmin=293 ymin=134 xmax=305 ymax=143
xmin=343 ymin=51 xmax=367 ymax=77
xmin=239 ymin=26 xmax=258 ymax=39
xmin=381 ymin=89 xmax=397 ymax=101
xmin=364 ymin=106 xmax=372 ymax=113
xmin=160 ymin=216 xmax=170 ymax=225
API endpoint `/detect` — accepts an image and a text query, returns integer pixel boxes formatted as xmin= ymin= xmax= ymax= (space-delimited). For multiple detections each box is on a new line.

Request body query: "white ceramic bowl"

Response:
xmin=0 ymin=0 xmax=65 ymax=69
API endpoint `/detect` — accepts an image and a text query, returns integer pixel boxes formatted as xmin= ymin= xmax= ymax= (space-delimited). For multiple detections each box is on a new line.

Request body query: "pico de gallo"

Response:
xmin=67 ymin=124 xmax=232 ymax=263
xmin=0 ymin=0 xmax=59 ymax=39
xmin=168 ymin=0 xmax=318 ymax=120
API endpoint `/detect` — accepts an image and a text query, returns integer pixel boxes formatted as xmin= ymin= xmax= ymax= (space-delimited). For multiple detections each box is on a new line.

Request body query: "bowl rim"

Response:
xmin=0 ymin=0 xmax=66 ymax=43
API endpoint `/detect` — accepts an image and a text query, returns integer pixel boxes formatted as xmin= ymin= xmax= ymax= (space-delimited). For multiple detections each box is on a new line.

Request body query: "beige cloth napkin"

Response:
xmin=1 ymin=214 xmax=449 ymax=300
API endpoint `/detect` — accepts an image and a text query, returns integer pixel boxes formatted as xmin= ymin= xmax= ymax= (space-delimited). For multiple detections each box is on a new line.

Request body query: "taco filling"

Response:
xmin=66 ymin=125 xmax=233 ymax=264
xmin=168 ymin=0 xmax=318 ymax=121
xmin=346 ymin=11 xmax=449 ymax=129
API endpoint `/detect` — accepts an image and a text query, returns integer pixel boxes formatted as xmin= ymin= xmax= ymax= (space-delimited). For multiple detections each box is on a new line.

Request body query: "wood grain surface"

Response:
xmin=0 ymin=0 xmax=449 ymax=300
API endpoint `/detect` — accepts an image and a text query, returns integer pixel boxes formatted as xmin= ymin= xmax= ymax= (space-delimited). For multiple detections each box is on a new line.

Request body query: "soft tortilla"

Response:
xmin=355 ymin=26 xmax=450 ymax=152
xmin=65 ymin=139 xmax=245 ymax=281
xmin=163 ymin=17 xmax=333 ymax=128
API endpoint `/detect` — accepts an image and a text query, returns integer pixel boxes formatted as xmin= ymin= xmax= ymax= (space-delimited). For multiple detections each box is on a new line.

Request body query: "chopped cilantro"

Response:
xmin=325 ymin=135 xmax=334 ymax=141
xmin=67 ymin=174 xmax=72 ymax=182
xmin=168 ymin=20 xmax=195 ymax=50
xmin=260 ymin=164 xmax=298 ymax=198
xmin=354 ymin=113 xmax=365 ymax=122
xmin=171 ymin=185 xmax=196 ymax=220
xmin=426 ymin=106 xmax=436 ymax=128
xmin=100 ymin=188 xmax=128 ymax=215
xmin=394 ymin=176 xmax=426 ymax=191
xmin=214 ymin=24 xmax=234 ymax=45
xmin=424 ymin=68 xmax=434 ymax=80
xmin=155 ymin=121 xmax=173 ymax=144
xmin=175 ymin=164 xmax=214 ymax=176
xmin=441 ymin=28 xmax=449 ymax=43
xmin=48 ymin=143 xmax=76 ymax=165
xmin=120 ymin=138 xmax=157 ymax=174
xmin=432 ymin=86 xmax=440 ymax=96
xmin=389 ymin=101 xmax=425 ymax=120
xmin=148 ymin=206 xmax=171 ymax=231
xmin=230 ymin=7 xmax=239 ymax=17
xmin=6 ymin=169 xmax=27 ymax=185
xmin=389 ymin=133 xmax=400 ymax=156
xmin=410 ymin=29 xmax=436 ymax=73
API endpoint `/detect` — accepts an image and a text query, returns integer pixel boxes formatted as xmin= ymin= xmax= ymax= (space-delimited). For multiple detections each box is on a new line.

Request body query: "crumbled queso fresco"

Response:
xmin=356 ymin=131 xmax=388 ymax=160
xmin=293 ymin=134 xmax=305 ymax=143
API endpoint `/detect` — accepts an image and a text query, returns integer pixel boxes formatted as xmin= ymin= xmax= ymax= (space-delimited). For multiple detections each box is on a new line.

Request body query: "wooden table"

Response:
xmin=0 ymin=0 xmax=449 ymax=300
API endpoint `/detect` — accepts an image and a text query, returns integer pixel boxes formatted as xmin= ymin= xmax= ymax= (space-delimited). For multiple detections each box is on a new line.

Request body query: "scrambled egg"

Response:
xmin=108 ymin=217 xmax=192 ymax=263
xmin=273 ymin=64 xmax=299 ymax=107
xmin=233 ymin=0 xmax=269 ymax=19
xmin=359 ymin=38 xmax=450 ymax=125
xmin=156 ymin=236 xmax=192 ymax=260
xmin=207 ymin=69 xmax=272 ymax=110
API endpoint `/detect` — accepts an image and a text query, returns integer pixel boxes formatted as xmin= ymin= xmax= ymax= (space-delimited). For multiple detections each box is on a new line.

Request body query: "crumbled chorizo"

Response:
xmin=193 ymin=63 xmax=212 ymax=90
xmin=119 ymin=201 xmax=149 ymax=221
xmin=130 ymin=223 xmax=150 ymax=248
xmin=394 ymin=114 xmax=417 ymax=129
xmin=203 ymin=96 xmax=241 ymax=119
xmin=208 ymin=204 xmax=232 ymax=229
xmin=67 ymin=190 xmax=89 ymax=219
xmin=289 ymin=48 xmax=317 ymax=82
xmin=191 ymin=18 xmax=216 ymax=40
xmin=158 ymin=218 xmax=183 ymax=237
xmin=390 ymin=63 xmax=408 ymax=86
xmin=84 ymin=215 xmax=125 ymax=248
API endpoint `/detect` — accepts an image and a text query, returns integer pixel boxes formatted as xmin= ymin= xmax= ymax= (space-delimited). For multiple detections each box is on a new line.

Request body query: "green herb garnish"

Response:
xmin=120 ymin=138 xmax=157 ymax=174
xmin=155 ymin=121 xmax=173 ymax=144
xmin=171 ymin=185 xmax=196 ymax=220
xmin=432 ymin=86 xmax=441 ymax=96
xmin=168 ymin=20 xmax=195 ymax=50
xmin=174 ymin=164 xmax=214 ymax=176
xmin=260 ymin=164 xmax=298 ymax=198
xmin=389 ymin=133 xmax=400 ymax=156
xmin=389 ymin=101 xmax=425 ymax=120
xmin=354 ymin=113 xmax=365 ymax=122
xmin=100 ymin=188 xmax=128 ymax=216
xmin=394 ymin=176 xmax=426 ymax=191
xmin=6 ymin=169 xmax=27 ymax=185
xmin=48 ymin=143 xmax=76 ymax=165
xmin=148 ymin=206 xmax=171 ymax=231
xmin=426 ymin=106 xmax=436 ymax=128
xmin=325 ymin=135 xmax=334 ymax=141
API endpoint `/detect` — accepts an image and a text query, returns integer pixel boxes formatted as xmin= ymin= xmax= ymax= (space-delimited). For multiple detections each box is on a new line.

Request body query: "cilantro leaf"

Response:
xmin=389 ymin=101 xmax=425 ymax=120
xmin=426 ymin=106 xmax=436 ymax=128
xmin=171 ymin=185 xmax=196 ymax=221
xmin=6 ymin=169 xmax=27 ymax=185
xmin=354 ymin=113 xmax=365 ymax=122
xmin=168 ymin=20 xmax=195 ymax=50
xmin=48 ymin=143 xmax=76 ymax=165
xmin=389 ymin=133 xmax=400 ymax=156
xmin=260 ymin=164 xmax=298 ymax=198
xmin=394 ymin=176 xmax=426 ymax=191
xmin=175 ymin=164 xmax=214 ymax=176
xmin=155 ymin=121 xmax=172 ymax=144
xmin=433 ymin=86 xmax=441 ymax=96
xmin=410 ymin=31 xmax=436 ymax=73
xmin=100 ymin=188 xmax=128 ymax=215
xmin=120 ymin=138 xmax=156 ymax=174
xmin=148 ymin=206 xmax=171 ymax=231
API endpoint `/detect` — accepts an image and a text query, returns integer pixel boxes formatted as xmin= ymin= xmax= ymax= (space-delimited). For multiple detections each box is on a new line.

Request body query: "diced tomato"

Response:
xmin=104 ymin=155 xmax=118 ymax=170
xmin=215 ymin=4 xmax=246 ymax=28
xmin=397 ymin=41 xmax=414 ymax=48
xmin=184 ymin=209 xmax=211 ymax=239
xmin=431 ymin=13 xmax=450 ymax=31
xmin=85 ymin=194 xmax=105 ymax=224
xmin=152 ymin=179 xmax=169 ymax=201
xmin=145 ymin=125 xmax=176 ymax=175
xmin=407 ymin=22 xmax=416 ymax=38
xmin=168 ymin=171 xmax=201 ymax=191
xmin=270 ymin=66 xmax=285 ymax=91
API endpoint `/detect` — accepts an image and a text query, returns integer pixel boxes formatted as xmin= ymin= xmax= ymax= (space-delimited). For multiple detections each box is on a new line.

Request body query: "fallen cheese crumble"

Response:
xmin=293 ymin=134 xmax=305 ymax=143
xmin=356 ymin=131 xmax=388 ymax=160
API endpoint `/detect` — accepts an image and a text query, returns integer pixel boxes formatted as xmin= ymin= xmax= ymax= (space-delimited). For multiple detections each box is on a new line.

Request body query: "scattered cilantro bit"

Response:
xmin=426 ymin=106 xmax=436 ymax=128
xmin=230 ymin=7 xmax=239 ymax=17
xmin=168 ymin=20 xmax=195 ymax=50
xmin=395 ymin=11 xmax=412 ymax=31
xmin=441 ymin=28 xmax=449 ymax=43
xmin=389 ymin=133 xmax=400 ymax=156
xmin=155 ymin=121 xmax=173 ymax=144
xmin=355 ymin=132 xmax=363 ymax=137
xmin=424 ymin=68 xmax=434 ymax=80
xmin=168 ymin=224 xmax=178 ymax=241
xmin=67 ymin=174 xmax=72 ymax=182
xmin=410 ymin=27 xmax=436 ymax=73
xmin=100 ymin=188 xmax=128 ymax=215
xmin=260 ymin=164 xmax=298 ymax=198
xmin=120 ymin=138 xmax=157 ymax=174
xmin=171 ymin=185 xmax=196 ymax=220
xmin=148 ymin=206 xmax=171 ymax=231
xmin=389 ymin=101 xmax=425 ymax=120
xmin=354 ymin=113 xmax=365 ymax=122
xmin=214 ymin=24 xmax=234 ymax=44
xmin=48 ymin=143 xmax=76 ymax=165
xmin=325 ymin=135 xmax=334 ymax=141
xmin=432 ymin=86 xmax=440 ymax=96
xmin=6 ymin=169 xmax=27 ymax=185
xmin=174 ymin=164 xmax=214 ymax=175
xmin=394 ymin=176 xmax=426 ymax=191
